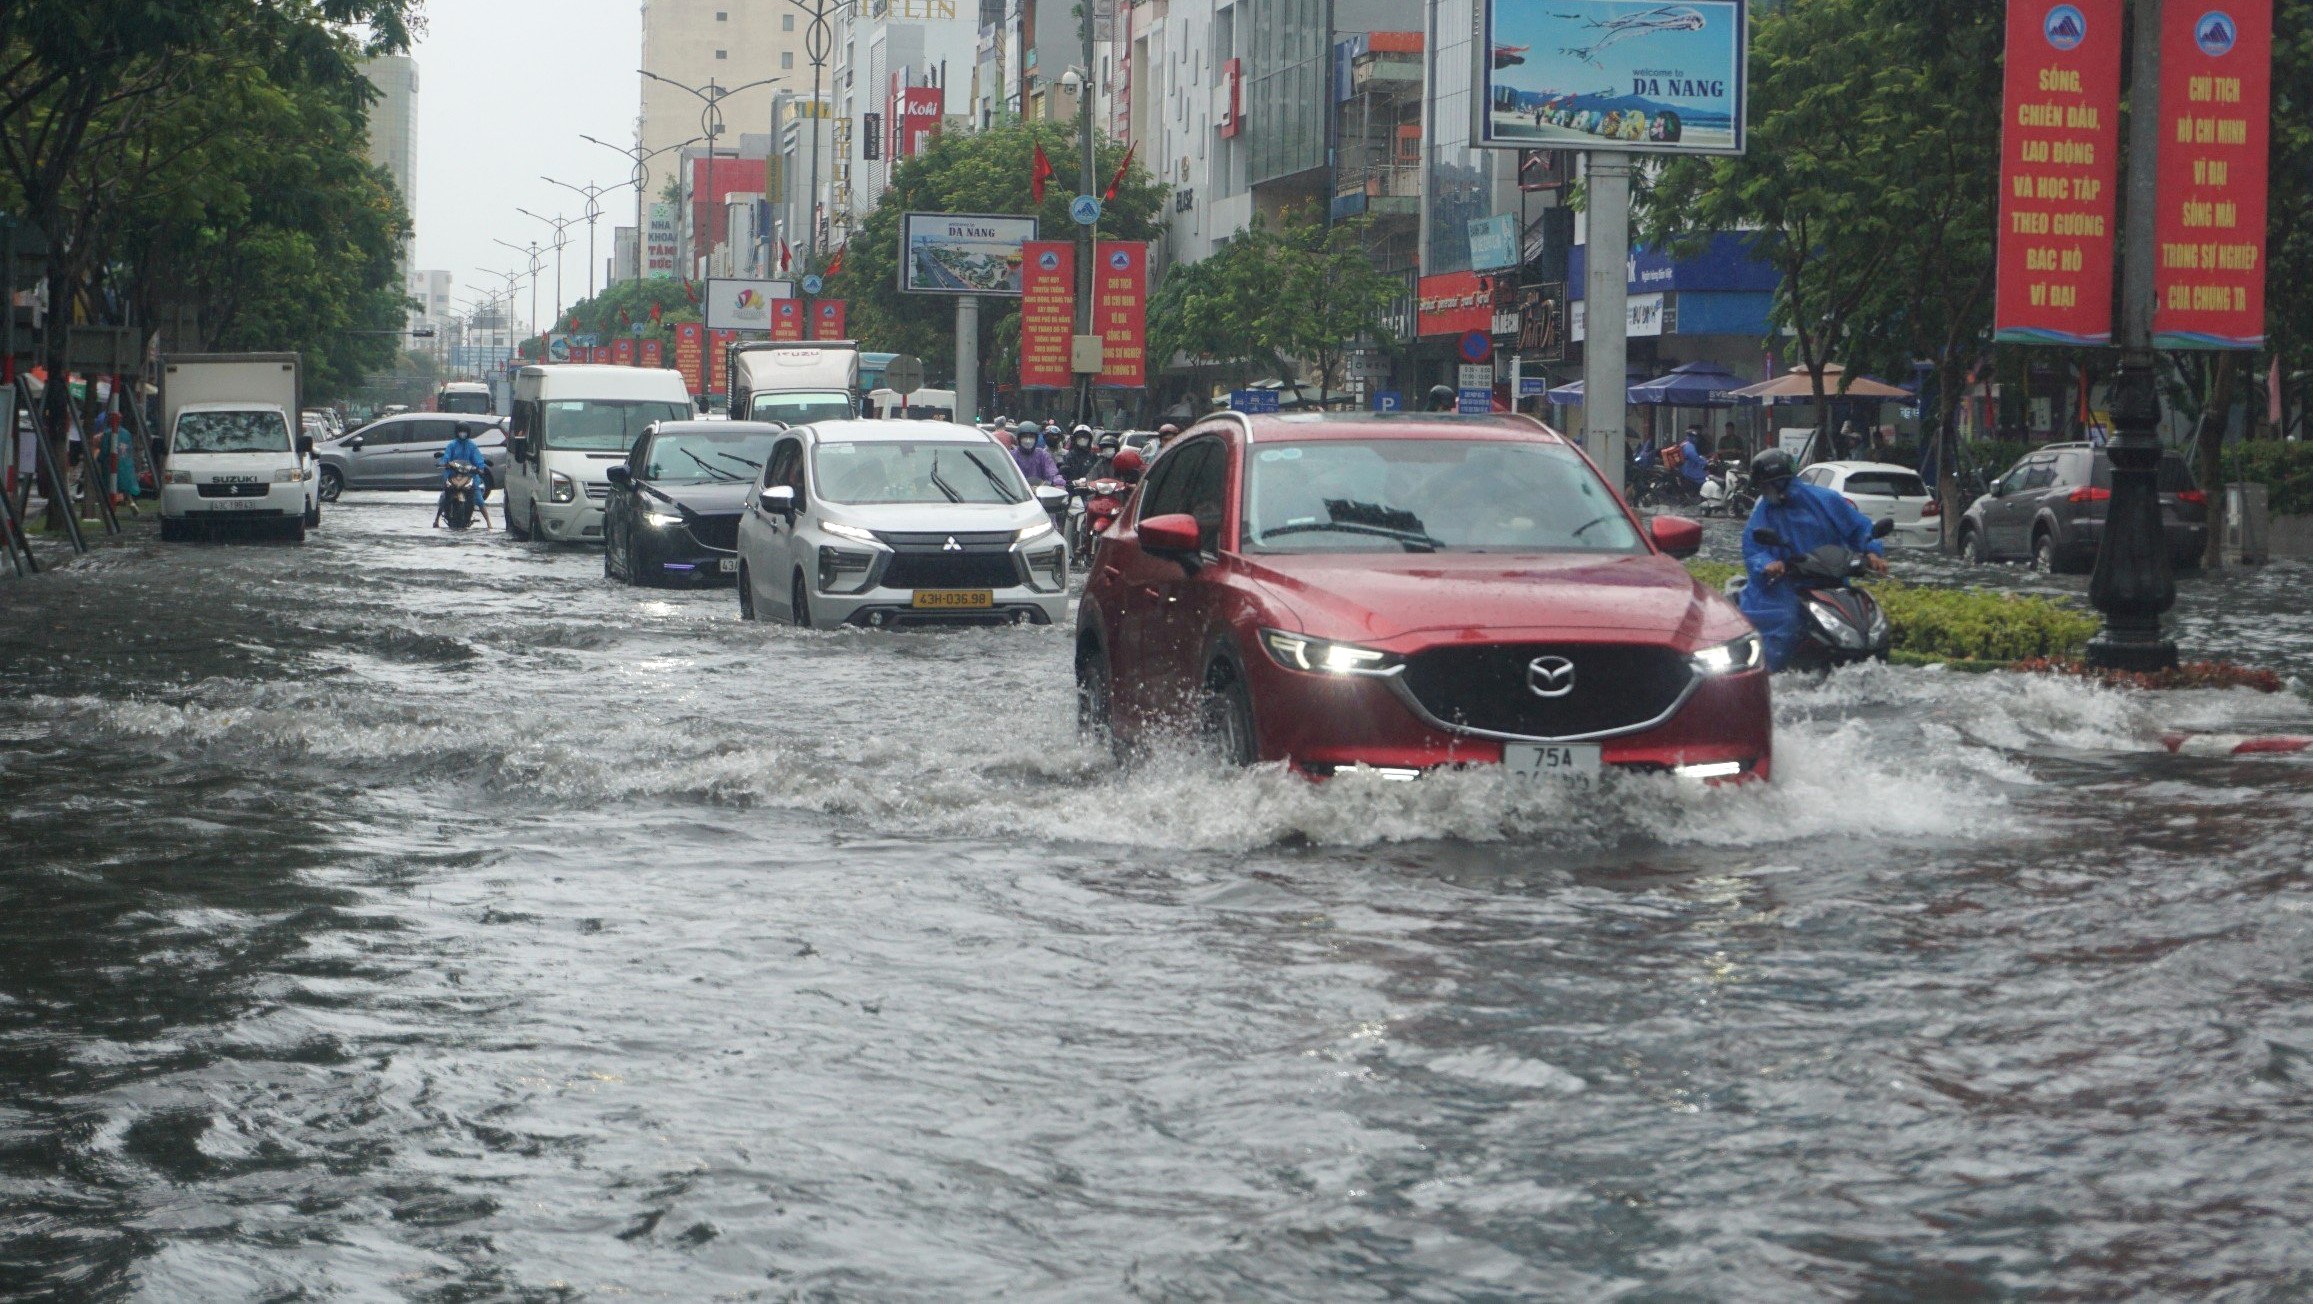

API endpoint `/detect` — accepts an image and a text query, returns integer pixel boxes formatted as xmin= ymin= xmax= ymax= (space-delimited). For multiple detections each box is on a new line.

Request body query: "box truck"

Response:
xmin=157 ymin=353 xmax=319 ymax=542
xmin=729 ymin=341 xmax=860 ymax=427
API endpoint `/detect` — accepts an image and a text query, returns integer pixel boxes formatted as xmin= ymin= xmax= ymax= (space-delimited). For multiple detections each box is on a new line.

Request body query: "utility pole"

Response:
xmin=787 ymin=0 xmax=841 ymax=264
xmin=1072 ymin=0 xmax=1099 ymax=425
xmin=1581 ymin=152 xmax=1631 ymax=474
xmin=2087 ymin=0 xmax=2177 ymax=669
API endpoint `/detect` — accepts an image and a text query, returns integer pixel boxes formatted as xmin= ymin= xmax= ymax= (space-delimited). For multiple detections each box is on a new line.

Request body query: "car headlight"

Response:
xmin=1017 ymin=518 xmax=1056 ymax=544
xmin=549 ymin=471 xmax=575 ymax=504
xmin=165 ymin=469 xmax=193 ymax=485
xmin=819 ymin=518 xmax=882 ymax=546
xmin=1259 ymin=628 xmax=1399 ymax=674
xmin=270 ymin=466 xmax=302 ymax=483
xmin=817 ymin=545 xmax=879 ymax=593
xmin=1690 ymin=632 xmax=1763 ymax=675
xmin=1022 ymin=544 xmax=1067 ymax=593
xmin=643 ymin=510 xmax=685 ymax=528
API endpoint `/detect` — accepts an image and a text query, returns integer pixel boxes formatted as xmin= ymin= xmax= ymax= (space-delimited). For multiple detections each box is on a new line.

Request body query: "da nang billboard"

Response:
xmin=900 ymin=213 xmax=1039 ymax=295
xmin=1479 ymin=1 xmax=1748 ymax=154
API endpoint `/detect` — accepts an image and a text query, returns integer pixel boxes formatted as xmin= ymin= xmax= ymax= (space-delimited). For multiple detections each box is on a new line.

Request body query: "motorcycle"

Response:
xmin=1071 ymin=475 xmax=1132 ymax=555
xmin=435 ymin=458 xmax=489 ymax=531
xmin=1723 ymin=517 xmax=1897 ymax=671
xmin=1697 ymin=461 xmax=1755 ymax=518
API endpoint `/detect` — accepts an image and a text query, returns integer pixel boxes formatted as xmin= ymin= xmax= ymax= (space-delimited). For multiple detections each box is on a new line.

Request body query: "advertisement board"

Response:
xmin=646 ymin=202 xmax=677 ymax=279
xmin=1479 ymin=0 xmax=1748 ymax=154
xmin=1417 ymin=271 xmax=1494 ymax=338
xmin=673 ymin=322 xmax=704 ymax=394
xmin=1993 ymin=0 xmax=2123 ymax=345
xmin=704 ymin=278 xmax=794 ymax=331
xmin=2151 ymin=0 xmax=2270 ymax=349
xmin=1515 ymin=279 xmax=1568 ymax=361
xmin=813 ymin=300 xmax=848 ymax=339
xmin=1093 ymin=242 xmax=1148 ymax=388
xmin=901 ymin=213 xmax=1038 ymax=295
xmin=771 ymin=298 xmax=807 ymax=341
xmin=1018 ymin=241 xmax=1075 ymax=388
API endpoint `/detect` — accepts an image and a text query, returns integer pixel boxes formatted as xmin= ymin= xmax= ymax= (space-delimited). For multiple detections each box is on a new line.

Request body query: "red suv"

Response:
xmin=1075 ymin=413 xmax=1772 ymax=781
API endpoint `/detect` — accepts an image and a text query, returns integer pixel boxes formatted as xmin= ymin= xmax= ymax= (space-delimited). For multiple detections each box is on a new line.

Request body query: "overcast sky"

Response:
xmin=409 ymin=1 xmax=645 ymax=332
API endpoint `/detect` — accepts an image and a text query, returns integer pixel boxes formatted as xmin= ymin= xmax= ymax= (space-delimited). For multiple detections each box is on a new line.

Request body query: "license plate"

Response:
xmin=718 ymin=557 xmax=738 ymax=573
xmin=912 ymin=589 xmax=993 ymax=609
xmin=215 ymin=499 xmax=266 ymax=511
xmin=1502 ymin=743 xmax=1602 ymax=780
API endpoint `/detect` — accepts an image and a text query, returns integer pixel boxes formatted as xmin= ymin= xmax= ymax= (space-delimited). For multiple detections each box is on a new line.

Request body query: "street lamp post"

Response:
xmin=785 ymin=0 xmax=841 ymax=264
xmin=514 ymin=209 xmax=576 ymax=324
xmin=492 ymin=239 xmax=547 ymax=345
xmin=638 ymin=72 xmax=783 ymax=277
xmin=542 ymin=177 xmax=614 ymax=298
xmin=580 ymin=133 xmax=705 ymax=280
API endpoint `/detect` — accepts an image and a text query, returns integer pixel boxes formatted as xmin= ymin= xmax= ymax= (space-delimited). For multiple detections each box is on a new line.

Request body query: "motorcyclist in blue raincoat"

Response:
xmin=438 ymin=425 xmax=488 ymax=505
xmin=1740 ymin=447 xmax=1887 ymax=670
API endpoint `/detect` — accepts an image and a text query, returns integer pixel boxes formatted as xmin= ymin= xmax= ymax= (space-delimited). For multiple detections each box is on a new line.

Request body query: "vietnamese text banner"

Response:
xmin=772 ymin=298 xmax=807 ymax=342
xmin=640 ymin=338 xmax=665 ymax=370
xmin=709 ymin=329 xmax=740 ymax=395
xmin=1993 ymin=0 xmax=2122 ymax=345
xmin=2152 ymin=0 xmax=2270 ymax=349
xmin=813 ymin=300 xmax=847 ymax=340
xmin=1018 ymin=241 xmax=1075 ymax=389
xmin=1479 ymin=0 xmax=1747 ymax=154
xmin=1094 ymin=242 xmax=1147 ymax=388
xmin=673 ymin=323 xmax=704 ymax=395
xmin=612 ymin=338 xmax=636 ymax=365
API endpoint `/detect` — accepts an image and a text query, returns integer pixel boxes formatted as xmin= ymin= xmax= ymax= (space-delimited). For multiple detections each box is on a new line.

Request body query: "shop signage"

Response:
xmin=1569 ymin=292 xmax=1665 ymax=341
xmin=646 ymin=203 xmax=677 ymax=279
xmin=2151 ymin=0 xmax=2271 ymax=348
xmin=1230 ymin=389 xmax=1280 ymax=413
xmin=1993 ymin=0 xmax=2124 ymax=345
xmin=1018 ymin=240 xmax=1075 ymax=388
xmin=1418 ymin=271 xmax=1494 ymax=337
xmin=1478 ymin=0 xmax=1748 ymax=154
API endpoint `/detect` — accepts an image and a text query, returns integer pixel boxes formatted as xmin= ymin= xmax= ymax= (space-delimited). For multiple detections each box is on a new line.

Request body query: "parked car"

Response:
xmin=1075 ymin=412 xmax=1770 ymax=781
xmin=733 ymin=419 xmax=1070 ymax=629
xmin=604 ymin=420 xmax=785 ymax=586
xmin=1797 ymin=460 xmax=1940 ymax=547
xmin=315 ymin=414 xmax=508 ymax=501
xmin=1956 ymin=442 xmax=2207 ymax=572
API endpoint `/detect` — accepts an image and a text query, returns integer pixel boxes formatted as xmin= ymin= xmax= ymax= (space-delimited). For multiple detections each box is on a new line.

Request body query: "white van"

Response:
xmin=502 ymin=365 xmax=692 ymax=543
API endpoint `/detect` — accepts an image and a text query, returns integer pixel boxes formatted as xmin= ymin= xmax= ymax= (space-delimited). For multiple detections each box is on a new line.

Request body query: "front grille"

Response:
xmin=683 ymin=513 xmax=740 ymax=551
xmin=1400 ymin=643 xmax=1694 ymax=739
xmin=872 ymin=530 xmax=1017 ymax=548
xmin=881 ymin=551 xmax=1020 ymax=589
xmin=196 ymin=481 xmax=271 ymax=498
xmin=583 ymin=482 xmax=611 ymax=500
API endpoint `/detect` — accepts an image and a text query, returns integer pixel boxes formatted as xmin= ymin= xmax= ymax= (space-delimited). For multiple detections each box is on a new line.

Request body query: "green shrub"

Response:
xmin=1962 ymin=439 xmax=2031 ymax=481
xmin=1681 ymin=560 xmax=2097 ymax=662
xmin=2230 ymin=440 xmax=2313 ymax=516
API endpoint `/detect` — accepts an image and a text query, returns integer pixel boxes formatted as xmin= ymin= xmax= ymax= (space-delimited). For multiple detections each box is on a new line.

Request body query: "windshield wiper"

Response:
xmin=1259 ymin=521 xmax=1442 ymax=552
xmin=925 ymin=453 xmax=963 ymax=503
xmin=963 ymin=453 xmax=1025 ymax=502
xmin=680 ymin=449 xmax=740 ymax=481
xmin=714 ymin=451 xmax=764 ymax=471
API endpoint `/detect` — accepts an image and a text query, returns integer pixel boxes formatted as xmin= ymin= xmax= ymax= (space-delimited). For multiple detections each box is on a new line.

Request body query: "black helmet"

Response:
xmin=1427 ymin=384 xmax=1458 ymax=410
xmin=1751 ymin=447 xmax=1798 ymax=500
xmin=1096 ymin=432 xmax=1120 ymax=451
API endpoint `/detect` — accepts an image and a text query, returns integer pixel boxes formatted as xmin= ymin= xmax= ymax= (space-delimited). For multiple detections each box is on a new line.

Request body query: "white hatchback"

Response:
xmin=734 ymin=420 xmax=1070 ymax=629
xmin=1797 ymin=460 xmax=1941 ymax=548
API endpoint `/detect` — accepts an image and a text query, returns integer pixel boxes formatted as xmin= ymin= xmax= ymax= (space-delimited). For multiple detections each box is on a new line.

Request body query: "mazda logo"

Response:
xmin=943 ymin=536 xmax=962 ymax=551
xmin=1526 ymin=656 xmax=1577 ymax=698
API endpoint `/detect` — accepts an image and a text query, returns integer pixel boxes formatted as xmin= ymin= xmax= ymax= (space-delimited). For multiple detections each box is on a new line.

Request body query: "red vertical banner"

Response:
xmin=709 ymin=328 xmax=740 ymax=395
xmin=640 ymin=338 xmax=665 ymax=370
xmin=2152 ymin=0 xmax=2271 ymax=348
xmin=1993 ymin=0 xmax=2123 ymax=345
xmin=1093 ymin=242 xmax=1147 ymax=388
xmin=771 ymin=299 xmax=807 ymax=341
xmin=590 ymin=345 xmax=614 ymax=364
xmin=1018 ymin=241 xmax=1075 ymax=389
xmin=813 ymin=299 xmax=847 ymax=339
xmin=612 ymin=338 xmax=636 ymax=365
xmin=673 ymin=322 xmax=704 ymax=395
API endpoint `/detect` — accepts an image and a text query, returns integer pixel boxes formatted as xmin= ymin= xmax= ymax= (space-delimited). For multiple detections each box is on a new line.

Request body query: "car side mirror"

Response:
xmin=758 ymin=484 xmax=796 ymax=515
xmin=1649 ymin=514 xmax=1703 ymax=558
xmin=606 ymin=465 xmax=631 ymax=485
xmin=1034 ymin=484 xmax=1066 ymax=505
xmin=1139 ymin=512 xmax=1202 ymax=558
xmin=345 ymin=436 xmax=364 ymax=452
xmin=1751 ymin=527 xmax=1784 ymax=548
xmin=1871 ymin=516 xmax=1896 ymax=539
xmin=296 ymin=435 xmax=314 ymax=457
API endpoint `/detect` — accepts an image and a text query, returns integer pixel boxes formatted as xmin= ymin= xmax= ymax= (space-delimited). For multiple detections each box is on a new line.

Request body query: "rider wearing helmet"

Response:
xmin=1109 ymin=446 xmax=1147 ymax=486
xmin=1427 ymin=384 xmax=1459 ymax=411
xmin=437 ymin=423 xmax=489 ymax=506
xmin=1058 ymin=424 xmax=1100 ymax=482
xmin=1739 ymin=446 xmax=1888 ymax=670
xmin=1009 ymin=423 xmax=1066 ymax=488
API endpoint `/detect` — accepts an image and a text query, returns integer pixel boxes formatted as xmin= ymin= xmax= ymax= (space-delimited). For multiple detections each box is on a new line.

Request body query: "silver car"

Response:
xmin=733 ymin=419 xmax=1070 ymax=629
xmin=315 ymin=413 xmax=509 ymax=501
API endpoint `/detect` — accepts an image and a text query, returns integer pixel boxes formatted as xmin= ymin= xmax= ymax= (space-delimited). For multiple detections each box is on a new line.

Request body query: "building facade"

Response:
xmin=359 ymin=54 xmax=419 ymax=278
xmin=639 ymin=0 xmax=813 ymax=230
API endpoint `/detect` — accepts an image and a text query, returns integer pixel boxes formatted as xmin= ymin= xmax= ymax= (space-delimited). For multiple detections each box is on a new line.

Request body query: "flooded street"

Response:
xmin=6 ymin=497 xmax=2313 ymax=1299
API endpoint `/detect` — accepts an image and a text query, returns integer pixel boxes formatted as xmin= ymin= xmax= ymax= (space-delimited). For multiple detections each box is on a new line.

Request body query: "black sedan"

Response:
xmin=604 ymin=420 xmax=786 ymax=586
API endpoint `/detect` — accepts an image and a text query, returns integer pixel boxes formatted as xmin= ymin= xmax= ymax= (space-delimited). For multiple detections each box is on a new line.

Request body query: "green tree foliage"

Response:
xmin=829 ymin=121 xmax=1164 ymax=384
xmin=1148 ymin=209 xmax=1402 ymax=402
xmin=559 ymin=277 xmax=701 ymax=347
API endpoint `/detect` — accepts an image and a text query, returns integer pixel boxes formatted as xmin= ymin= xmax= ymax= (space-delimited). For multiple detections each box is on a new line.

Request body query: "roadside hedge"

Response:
xmin=2230 ymin=440 xmax=2313 ymax=515
xmin=1682 ymin=560 xmax=2098 ymax=662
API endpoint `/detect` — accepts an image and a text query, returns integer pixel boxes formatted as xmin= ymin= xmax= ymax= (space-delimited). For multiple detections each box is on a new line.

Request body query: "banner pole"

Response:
xmin=1581 ymin=151 xmax=1631 ymax=478
xmin=955 ymin=295 xmax=979 ymax=426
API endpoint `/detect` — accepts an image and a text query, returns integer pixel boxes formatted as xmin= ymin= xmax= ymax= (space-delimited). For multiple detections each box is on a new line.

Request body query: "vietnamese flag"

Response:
xmin=825 ymin=247 xmax=845 ymax=278
xmin=1103 ymin=144 xmax=1135 ymax=202
xmin=1031 ymin=142 xmax=1055 ymax=203
xmin=649 ymin=300 xmax=663 ymax=323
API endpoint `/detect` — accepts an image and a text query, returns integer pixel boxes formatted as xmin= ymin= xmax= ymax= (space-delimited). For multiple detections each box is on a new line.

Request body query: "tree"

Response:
xmin=560 ymin=277 xmax=700 ymax=348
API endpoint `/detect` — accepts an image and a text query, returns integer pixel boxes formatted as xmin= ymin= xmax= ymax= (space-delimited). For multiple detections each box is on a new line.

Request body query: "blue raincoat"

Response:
xmin=1740 ymin=479 xmax=1884 ymax=669
xmin=439 ymin=435 xmax=487 ymax=504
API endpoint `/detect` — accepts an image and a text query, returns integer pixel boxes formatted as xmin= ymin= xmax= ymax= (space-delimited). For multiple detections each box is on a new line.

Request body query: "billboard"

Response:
xmin=2152 ymin=0 xmax=2270 ymax=349
xmin=1018 ymin=241 xmax=1075 ymax=388
xmin=646 ymin=202 xmax=678 ymax=279
xmin=1479 ymin=0 xmax=1748 ymax=154
xmin=1094 ymin=241 xmax=1148 ymax=388
xmin=900 ymin=212 xmax=1039 ymax=295
xmin=1993 ymin=0 xmax=2123 ymax=345
xmin=704 ymin=277 xmax=794 ymax=331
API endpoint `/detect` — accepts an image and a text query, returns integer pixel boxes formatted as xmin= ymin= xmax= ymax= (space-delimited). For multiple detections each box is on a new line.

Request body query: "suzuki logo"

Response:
xmin=1526 ymin=656 xmax=1577 ymax=698
xmin=942 ymin=536 xmax=962 ymax=551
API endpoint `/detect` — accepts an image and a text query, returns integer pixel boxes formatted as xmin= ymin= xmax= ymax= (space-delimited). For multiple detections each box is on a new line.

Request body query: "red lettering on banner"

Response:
xmin=2152 ymin=0 xmax=2269 ymax=348
xmin=1018 ymin=241 xmax=1075 ymax=389
xmin=1993 ymin=0 xmax=2122 ymax=345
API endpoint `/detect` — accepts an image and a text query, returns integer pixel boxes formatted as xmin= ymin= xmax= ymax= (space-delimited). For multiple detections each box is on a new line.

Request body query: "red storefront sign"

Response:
xmin=771 ymin=298 xmax=807 ymax=341
xmin=1018 ymin=241 xmax=1075 ymax=389
xmin=1093 ymin=241 xmax=1147 ymax=388
xmin=813 ymin=300 xmax=847 ymax=339
xmin=640 ymin=338 xmax=665 ymax=370
xmin=1417 ymin=271 xmax=1493 ymax=337
xmin=890 ymin=85 xmax=943 ymax=159
xmin=673 ymin=322 xmax=704 ymax=395
xmin=2152 ymin=0 xmax=2271 ymax=348
xmin=1992 ymin=0 xmax=2123 ymax=346
xmin=708 ymin=329 xmax=740 ymax=394
xmin=612 ymin=338 xmax=636 ymax=365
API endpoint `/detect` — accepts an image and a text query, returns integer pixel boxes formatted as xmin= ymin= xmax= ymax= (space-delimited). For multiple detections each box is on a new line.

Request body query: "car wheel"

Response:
xmin=1200 ymin=657 xmax=1259 ymax=767
xmin=1075 ymin=638 xmax=1114 ymax=743
xmin=2031 ymin=530 xmax=2054 ymax=573
xmin=284 ymin=515 xmax=307 ymax=543
xmin=738 ymin=563 xmax=759 ymax=620
xmin=1960 ymin=526 xmax=1985 ymax=565
xmin=790 ymin=571 xmax=812 ymax=628
xmin=159 ymin=518 xmax=185 ymax=543
xmin=622 ymin=532 xmax=649 ymax=586
xmin=317 ymin=466 xmax=342 ymax=503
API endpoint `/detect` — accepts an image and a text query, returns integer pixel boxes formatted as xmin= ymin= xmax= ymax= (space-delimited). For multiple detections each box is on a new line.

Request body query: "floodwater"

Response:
xmin=4 ymin=498 xmax=2313 ymax=1300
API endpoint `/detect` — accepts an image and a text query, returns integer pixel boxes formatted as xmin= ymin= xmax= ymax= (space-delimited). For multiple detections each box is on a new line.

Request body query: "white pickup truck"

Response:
xmin=157 ymin=353 xmax=320 ymax=542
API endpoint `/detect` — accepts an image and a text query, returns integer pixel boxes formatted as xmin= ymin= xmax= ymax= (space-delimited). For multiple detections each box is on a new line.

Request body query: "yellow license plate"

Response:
xmin=912 ymin=589 xmax=993 ymax=609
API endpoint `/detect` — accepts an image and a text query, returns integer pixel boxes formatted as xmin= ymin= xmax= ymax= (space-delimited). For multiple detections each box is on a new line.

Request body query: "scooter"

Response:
xmin=1073 ymin=474 xmax=1131 ymax=554
xmin=434 ymin=459 xmax=490 ymax=531
xmin=1698 ymin=461 xmax=1754 ymax=518
xmin=1723 ymin=517 xmax=1897 ymax=670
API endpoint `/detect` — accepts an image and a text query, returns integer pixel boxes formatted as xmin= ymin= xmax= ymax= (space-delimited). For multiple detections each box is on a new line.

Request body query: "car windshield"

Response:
xmin=1243 ymin=438 xmax=1644 ymax=554
xmin=438 ymin=391 xmax=492 ymax=414
xmin=1844 ymin=471 xmax=1927 ymax=497
xmin=173 ymin=410 xmax=291 ymax=455
xmin=748 ymin=391 xmax=853 ymax=425
xmin=639 ymin=430 xmax=782 ymax=483
xmin=813 ymin=441 xmax=1026 ymax=505
xmin=541 ymin=399 xmax=692 ymax=451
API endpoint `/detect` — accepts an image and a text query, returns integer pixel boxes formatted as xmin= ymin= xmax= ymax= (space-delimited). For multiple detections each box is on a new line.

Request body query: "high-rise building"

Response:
xmin=359 ymin=54 xmax=420 ymax=274
xmin=639 ymin=0 xmax=812 ymax=235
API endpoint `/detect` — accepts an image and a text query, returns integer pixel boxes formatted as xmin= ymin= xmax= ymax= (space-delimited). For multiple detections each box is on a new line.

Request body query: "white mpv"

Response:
xmin=734 ymin=419 xmax=1070 ymax=629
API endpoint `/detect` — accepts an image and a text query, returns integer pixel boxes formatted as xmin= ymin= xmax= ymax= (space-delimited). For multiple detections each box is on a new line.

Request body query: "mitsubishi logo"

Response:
xmin=1526 ymin=655 xmax=1577 ymax=698
xmin=942 ymin=536 xmax=962 ymax=551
